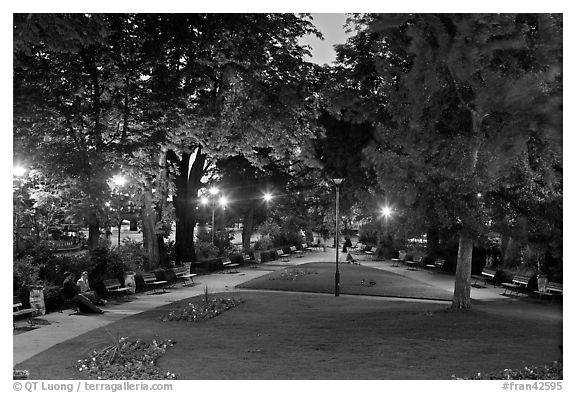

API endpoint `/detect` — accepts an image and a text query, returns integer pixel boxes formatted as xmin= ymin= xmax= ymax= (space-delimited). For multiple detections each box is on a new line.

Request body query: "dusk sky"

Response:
xmin=302 ymin=13 xmax=351 ymax=65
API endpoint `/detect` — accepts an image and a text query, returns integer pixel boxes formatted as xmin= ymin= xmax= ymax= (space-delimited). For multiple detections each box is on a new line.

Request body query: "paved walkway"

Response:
xmin=12 ymin=249 xmax=513 ymax=366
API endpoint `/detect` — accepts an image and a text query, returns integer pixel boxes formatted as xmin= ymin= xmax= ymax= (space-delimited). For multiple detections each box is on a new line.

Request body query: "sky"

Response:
xmin=302 ymin=13 xmax=351 ymax=65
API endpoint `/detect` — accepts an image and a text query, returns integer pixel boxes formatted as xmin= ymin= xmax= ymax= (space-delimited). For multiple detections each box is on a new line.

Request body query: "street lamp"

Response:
xmin=380 ymin=206 xmax=392 ymax=234
xmin=333 ymin=178 xmax=345 ymax=297
xmin=263 ymin=192 xmax=272 ymax=219
xmin=112 ymin=175 xmax=127 ymax=247
xmin=206 ymin=187 xmax=219 ymax=245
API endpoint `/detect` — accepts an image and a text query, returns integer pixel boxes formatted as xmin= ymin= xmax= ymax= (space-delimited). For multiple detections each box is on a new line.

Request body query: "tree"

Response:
xmin=359 ymin=14 xmax=562 ymax=309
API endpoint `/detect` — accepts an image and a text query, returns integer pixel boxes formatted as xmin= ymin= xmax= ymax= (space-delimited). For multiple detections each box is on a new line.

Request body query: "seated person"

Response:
xmin=76 ymin=271 xmax=107 ymax=305
xmin=62 ymin=272 xmax=103 ymax=314
xmin=346 ymin=252 xmax=359 ymax=264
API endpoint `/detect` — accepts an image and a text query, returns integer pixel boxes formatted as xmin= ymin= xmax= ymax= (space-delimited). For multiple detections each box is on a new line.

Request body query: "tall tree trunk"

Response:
xmin=170 ymin=148 xmax=207 ymax=263
xmin=452 ymin=231 xmax=474 ymax=309
xmin=242 ymin=206 xmax=255 ymax=251
xmin=87 ymin=213 xmax=100 ymax=252
xmin=141 ymin=188 xmax=160 ymax=270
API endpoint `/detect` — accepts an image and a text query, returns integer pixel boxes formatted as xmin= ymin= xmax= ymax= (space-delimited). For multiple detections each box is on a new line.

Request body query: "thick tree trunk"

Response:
xmin=141 ymin=189 xmax=160 ymax=270
xmin=242 ymin=207 xmax=255 ymax=251
xmin=451 ymin=231 xmax=474 ymax=309
xmin=426 ymin=226 xmax=440 ymax=257
xmin=87 ymin=213 xmax=100 ymax=252
xmin=170 ymin=148 xmax=207 ymax=263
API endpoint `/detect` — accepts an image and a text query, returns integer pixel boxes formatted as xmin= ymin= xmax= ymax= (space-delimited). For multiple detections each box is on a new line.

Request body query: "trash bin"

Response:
xmin=124 ymin=271 xmax=136 ymax=294
xmin=29 ymin=285 xmax=45 ymax=316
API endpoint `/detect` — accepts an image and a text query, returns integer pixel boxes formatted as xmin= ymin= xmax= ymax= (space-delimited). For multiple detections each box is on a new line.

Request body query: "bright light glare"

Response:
xmin=219 ymin=196 xmax=228 ymax=206
xmin=200 ymin=196 xmax=209 ymax=205
xmin=112 ymin=175 xmax=127 ymax=186
xmin=381 ymin=206 xmax=392 ymax=217
xmin=14 ymin=166 xmax=27 ymax=177
xmin=209 ymin=186 xmax=219 ymax=195
xmin=263 ymin=192 xmax=273 ymax=202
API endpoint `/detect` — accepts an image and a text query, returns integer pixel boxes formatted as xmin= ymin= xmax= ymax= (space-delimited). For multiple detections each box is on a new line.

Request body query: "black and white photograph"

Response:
xmin=11 ymin=2 xmax=565 ymax=388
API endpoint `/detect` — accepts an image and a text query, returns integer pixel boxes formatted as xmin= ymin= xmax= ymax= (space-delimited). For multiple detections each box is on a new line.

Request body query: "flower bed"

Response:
xmin=77 ymin=338 xmax=177 ymax=380
xmin=160 ymin=297 xmax=243 ymax=322
xmin=453 ymin=362 xmax=563 ymax=380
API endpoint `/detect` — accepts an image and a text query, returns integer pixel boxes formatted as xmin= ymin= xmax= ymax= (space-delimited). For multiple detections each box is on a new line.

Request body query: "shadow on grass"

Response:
xmin=15 ymin=290 xmax=562 ymax=380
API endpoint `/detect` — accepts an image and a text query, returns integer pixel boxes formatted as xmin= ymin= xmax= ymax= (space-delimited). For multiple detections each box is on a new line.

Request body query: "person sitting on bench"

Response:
xmin=346 ymin=252 xmax=359 ymax=264
xmin=63 ymin=272 xmax=103 ymax=314
xmin=76 ymin=271 xmax=107 ymax=306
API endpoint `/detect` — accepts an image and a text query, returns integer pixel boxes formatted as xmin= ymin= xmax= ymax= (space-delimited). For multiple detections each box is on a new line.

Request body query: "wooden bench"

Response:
xmin=302 ymin=243 xmax=314 ymax=252
xmin=502 ymin=274 xmax=532 ymax=296
xmin=391 ymin=253 xmax=406 ymax=267
xmin=472 ymin=268 xmax=497 ymax=287
xmin=103 ymin=278 xmax=132 ymax=298
xmin=406 ymin=256 xmax=422 ymax=271
xmin=13 ymin=296 xmax=35 ymax=328
xmin=364 ymin=245 xmax=377 ymax=257
xmin=291 ymin=245 xmax=303 ymax=258
xmin=425 ymin=258 xmax=445 ymax=273
xmin=173 ymin=266 xmax=197 ymax=287
xmin=221 ymin=257 xmax=239 ymax=273
xmin=277 ymin=249 xmax=290 ymax=262
xmin=534 ymin=282 xmax=563 ymax=302
xmin=142 ymin=272 xmax=168 ymax=294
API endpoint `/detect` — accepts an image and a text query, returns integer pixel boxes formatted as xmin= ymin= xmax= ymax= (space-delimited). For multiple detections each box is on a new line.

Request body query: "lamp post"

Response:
xmin=209 ymin=187 xmax=219 ymax=244
xmin=112 ymin=175 xmax=127 ymax=247
xmin=381 ymin=206 xmax=392 ymax=235
xmin=333 ymin=178 xmax=345 ymax=296
xmin=263 ymin=192 xmax=272 ymax=219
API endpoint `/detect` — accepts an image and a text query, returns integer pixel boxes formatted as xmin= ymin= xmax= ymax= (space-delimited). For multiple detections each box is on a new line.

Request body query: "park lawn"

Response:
xmin=237 ymin=262 xmax=453 ymax=300
xmin=16 ymin=290 xmax=562 ymax=380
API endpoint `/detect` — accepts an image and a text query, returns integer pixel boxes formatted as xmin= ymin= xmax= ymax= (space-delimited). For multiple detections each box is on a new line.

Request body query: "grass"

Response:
xmin=15 ymin=289 xmax=562 ymax=379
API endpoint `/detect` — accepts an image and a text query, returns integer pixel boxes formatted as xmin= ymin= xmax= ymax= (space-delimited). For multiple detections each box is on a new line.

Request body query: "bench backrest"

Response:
xmin=104 ymin=278 xmax=122 ymax=290
xmin=512 ymin=274 xmax=531 ymax=284
xmin=301 ymin=243 xmax=308 ymax=249
xmin=413 ymin=256 xmax=422 ymax=263
xmin=435 ymin=258 xmax=445 ymax=266
xmin=289 ymin=246 xmax=297 ymax=253
xmin=221 ymin=257 xmax=231 ymax=264
xmin=173 ymin=266 xmax=188 ymax=275
xmin=277 ymin=249 xmax=285 ymax=256
xmin=482 ymin=268 xmax=496 ymax=275
xmin=546 ymin=282 xmax=563 ymax=292
xmin=142 ymin=273 xmax=157 ymax=283
xmin=13 ymin=296 xmax=22 ymax=308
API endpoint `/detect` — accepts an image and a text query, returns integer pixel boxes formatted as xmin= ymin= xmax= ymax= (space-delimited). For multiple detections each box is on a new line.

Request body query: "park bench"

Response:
xmin=425 ymin=258 xmax=445 ymax=273
xmin=406 ymin=256 xmax=423 ymax=271
xmin=302 ymin=243 xmax=314 ymax=252
xmin=534 ymin=282 xmax=563 ymax=302
xmin=173 ymin=266 xmax=197 ymax=287
xmin=142 ymin=272 xmax=168 ymax=294
xmin=13 ymin=296 xmax=35 ymax=328
xmin=354 ymin=243 xmax=366 ymax=254
xmin=221 ymin=257 xmax=239 ymax=273
xmin=291 ymin=245 xmax=303 ymax=258
xmin=502 ymin=274 xmax=532 ymax=296
xmin=472 ymin=268 xmax=497 ymax=287
xmin=391 ymin=253 xmax=406 ymax=267
xmin=276 ymin=249 xmax=290 ymax=262
xmin=103 ymin=278 xmax=132 ymax=298
xmin=364 ymin=245 xmax=377 ymax=257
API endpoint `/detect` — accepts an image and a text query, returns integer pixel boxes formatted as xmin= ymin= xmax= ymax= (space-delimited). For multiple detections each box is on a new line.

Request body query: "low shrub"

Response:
xmin=454 ymin=361 xmax=562 ymax=380
xmin=195 ymin=240 xmax=219 ymax=260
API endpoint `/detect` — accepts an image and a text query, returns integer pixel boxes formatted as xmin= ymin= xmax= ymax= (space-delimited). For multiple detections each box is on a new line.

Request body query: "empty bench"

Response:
xmin=502 ymin=274 xmax=532 ymax=296
xmin=472 ymin=268 xmax=497 ymax=287
xmin=142 ymin=273 xmax=168 ymax=294
xmin=406 ymin=256 xmax=423 ymax=271
xmin=173 ymin=266 xmax=197 ymax=287
xmin=276 ymin=249 xmax=290 ymax=262
xmin=13 ymin=296 xmax=35 ymax=328
xmin=425 ymin=258 xmax=445 ymax=273
xmin=104 ymin=278 xmax=132 ymax=298
xmin=534 ymin=282 xmax=563 ymax=302
xmin=221 ymin=258 xmax=239 ymax=273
